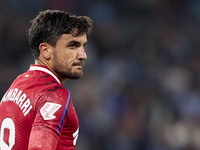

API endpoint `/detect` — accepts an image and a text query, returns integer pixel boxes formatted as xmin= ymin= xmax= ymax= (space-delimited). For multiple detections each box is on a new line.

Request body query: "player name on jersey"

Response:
xmin=1 ymin=88 xmax=32 ymax=116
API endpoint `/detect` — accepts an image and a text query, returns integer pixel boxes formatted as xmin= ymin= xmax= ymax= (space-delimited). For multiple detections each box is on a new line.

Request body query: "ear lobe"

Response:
xmin=39 ymin=43 xmax=52 ymax=60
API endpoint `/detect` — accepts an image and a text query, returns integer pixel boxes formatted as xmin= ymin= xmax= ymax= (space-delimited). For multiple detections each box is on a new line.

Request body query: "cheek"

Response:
xmin=69 ymin=53 xmax=77 ymax=62
xmin=59 ymin=52 xmax=77 ymax=66
xmin=64 ymin=57 xmax=74 ymax=67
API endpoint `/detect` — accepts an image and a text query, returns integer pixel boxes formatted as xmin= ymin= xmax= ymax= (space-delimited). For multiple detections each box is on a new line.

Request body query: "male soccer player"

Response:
xmin=0 ymin=10 xmax=93 ymax=150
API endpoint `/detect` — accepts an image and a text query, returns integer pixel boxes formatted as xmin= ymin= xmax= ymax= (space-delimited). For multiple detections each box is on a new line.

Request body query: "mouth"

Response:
xmin=72 ymin=62 xmax=84 ymax=68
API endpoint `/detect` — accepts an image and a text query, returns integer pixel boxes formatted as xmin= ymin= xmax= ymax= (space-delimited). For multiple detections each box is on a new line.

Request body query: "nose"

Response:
xmin=77 ymin=47 xmax=87 ymax=60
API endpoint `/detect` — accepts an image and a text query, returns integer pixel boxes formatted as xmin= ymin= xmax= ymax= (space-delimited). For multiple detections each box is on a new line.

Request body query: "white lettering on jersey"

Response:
xmin=40 ymin=102 xmax=61 ymax=120
xmin=1 ymin=88 xmax=32 ymax=116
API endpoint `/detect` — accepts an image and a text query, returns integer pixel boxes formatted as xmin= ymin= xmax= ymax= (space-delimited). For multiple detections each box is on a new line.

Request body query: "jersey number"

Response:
xmin=0 ymin=118 xmax=15 ymax=150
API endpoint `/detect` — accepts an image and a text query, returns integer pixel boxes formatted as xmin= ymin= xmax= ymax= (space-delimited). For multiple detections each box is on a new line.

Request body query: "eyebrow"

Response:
xmin=67 ymin=40 xmax=87 ymax=47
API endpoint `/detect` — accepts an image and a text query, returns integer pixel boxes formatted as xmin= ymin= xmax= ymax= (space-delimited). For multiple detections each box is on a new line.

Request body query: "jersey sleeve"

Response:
xmin=28 ymin=129 xmax=58 ymax=150
xmin=32 ymin=87 xmax=71 ymax=139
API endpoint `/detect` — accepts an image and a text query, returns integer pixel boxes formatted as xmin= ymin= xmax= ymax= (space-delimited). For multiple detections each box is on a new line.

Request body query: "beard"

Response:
xmin=54 ymin=63 xmax=84 ymax=80
xmin=53 ymin=61 xmax=83 ymax=80
xmin=59 ymin=68 xmax=83 ymax=79
xmin=52 ymin=52 xmax=84 ymax=80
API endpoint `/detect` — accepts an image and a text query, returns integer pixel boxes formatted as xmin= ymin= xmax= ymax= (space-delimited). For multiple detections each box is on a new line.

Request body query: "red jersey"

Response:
xmin=0 ymin=65 xmax=79 ymax=150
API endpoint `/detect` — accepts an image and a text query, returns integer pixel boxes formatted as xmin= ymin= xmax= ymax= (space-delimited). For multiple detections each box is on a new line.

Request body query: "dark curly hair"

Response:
xmin=28 ymin=10 xmax=93 ymax=59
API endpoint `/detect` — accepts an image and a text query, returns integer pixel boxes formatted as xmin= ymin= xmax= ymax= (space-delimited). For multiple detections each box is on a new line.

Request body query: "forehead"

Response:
xmin=57 ymin=33 xmax=87 ymax=45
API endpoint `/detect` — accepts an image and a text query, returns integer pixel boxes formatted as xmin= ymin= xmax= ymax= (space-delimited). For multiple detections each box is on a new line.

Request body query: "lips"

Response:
xmin=72 ymin=62 xmax=84 ymax=67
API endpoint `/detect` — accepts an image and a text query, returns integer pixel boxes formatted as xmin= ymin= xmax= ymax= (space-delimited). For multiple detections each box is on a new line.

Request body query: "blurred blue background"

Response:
xmin=1 ymin=0 xmax=200 ymax=150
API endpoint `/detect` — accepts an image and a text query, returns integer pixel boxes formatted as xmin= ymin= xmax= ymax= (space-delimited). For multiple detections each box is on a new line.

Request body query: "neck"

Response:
xmin=35 ymin=59 xmax=67 ymax=84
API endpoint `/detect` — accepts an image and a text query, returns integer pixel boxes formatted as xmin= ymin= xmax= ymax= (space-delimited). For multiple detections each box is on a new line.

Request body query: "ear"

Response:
xmin=39 ymin=43 xmax=52 ymax=60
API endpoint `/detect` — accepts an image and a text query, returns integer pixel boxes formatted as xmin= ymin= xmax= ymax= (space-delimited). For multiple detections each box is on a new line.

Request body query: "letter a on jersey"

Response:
xmin=40 ymin=102 xmax=62 ymax=120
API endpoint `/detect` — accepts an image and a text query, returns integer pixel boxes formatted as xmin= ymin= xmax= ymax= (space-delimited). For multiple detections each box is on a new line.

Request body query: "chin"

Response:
xmin=66 ymin=72 xmax=83 ymax=80
xmin=58 ymin=70 xmax=83 ymax=80
xmin=68 ymin=75 xmax=82 ymax=80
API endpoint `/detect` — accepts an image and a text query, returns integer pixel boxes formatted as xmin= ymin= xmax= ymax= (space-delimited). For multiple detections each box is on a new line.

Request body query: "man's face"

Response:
xmin=51 ymin=33 xmax=88 ymax=80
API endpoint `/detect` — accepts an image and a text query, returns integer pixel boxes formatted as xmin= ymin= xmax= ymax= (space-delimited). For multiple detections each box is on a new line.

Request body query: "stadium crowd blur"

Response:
xmin=1 ymin=0 xmax=200 ymax=150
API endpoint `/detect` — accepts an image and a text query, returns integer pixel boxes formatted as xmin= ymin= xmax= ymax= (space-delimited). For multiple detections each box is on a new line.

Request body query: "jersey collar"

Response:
xmin=29 ymin=65 xmax=62 ymax=85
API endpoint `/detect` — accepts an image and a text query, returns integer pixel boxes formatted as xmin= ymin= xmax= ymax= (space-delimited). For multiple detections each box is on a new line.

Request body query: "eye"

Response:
xmin=69 ymin=44 xmax=76 ymax=49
